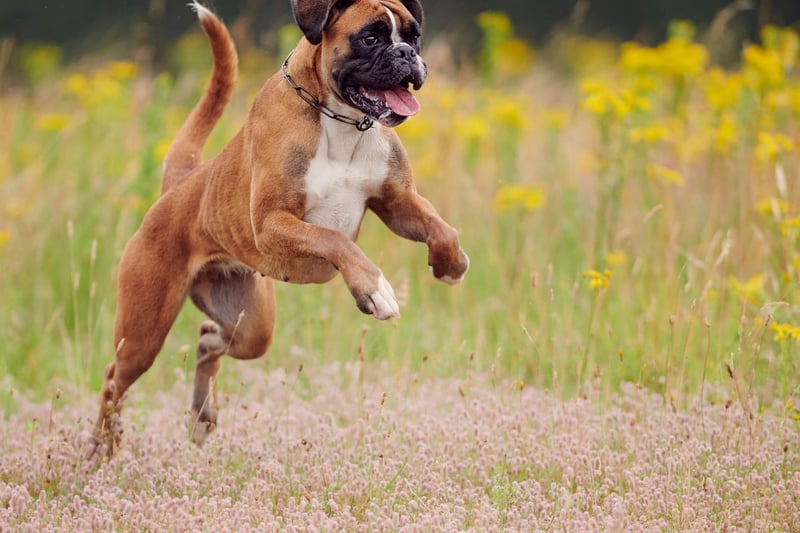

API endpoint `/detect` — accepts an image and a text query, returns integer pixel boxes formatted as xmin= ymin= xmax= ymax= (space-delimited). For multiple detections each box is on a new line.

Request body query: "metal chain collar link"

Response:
xmin=282 ymin=52 xmax=375 ymax=132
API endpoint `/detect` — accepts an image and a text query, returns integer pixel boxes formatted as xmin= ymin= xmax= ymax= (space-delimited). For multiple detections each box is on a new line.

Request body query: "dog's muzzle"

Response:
xmin=339 ymin=43 xmax=427 ymax=127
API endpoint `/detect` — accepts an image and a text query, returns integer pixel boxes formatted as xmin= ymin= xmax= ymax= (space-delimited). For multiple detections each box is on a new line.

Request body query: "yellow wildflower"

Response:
xmin=494 ymin=184 xmax=545 ymax=213
xmin=628 ymin=123 xmax=670 ymax=144
xmin=727 ymin=274 xmax=764 ymax=304
xmin=102 ymin=60 xmax=138 ymax=81
xmin=580 ymin=80 xmax=647 ymax=120
xmin=789 ymin=88 xmax=800 ymax=117
xmin=761 ymin=25 xmax=800 ymax=69
xmin=655 ymin=38 xmax=708 ymax=78
xmin=701 ymin=68 xmax=743 ymax=111
xmin=475 ymin=11 xmax=512 ymax=36
xmin=0 ymin=229 xmax=9 ymax=249
xmin=397 ymin=114 xmax=435 ymax=141
xmin=496 ymin=38 xmax=535 ymax=77
xmin=153 ymin=139 xmax=173 ymax=163
xmin=579 ymin=78 xmax=605 ymax=94
xmin=91 ymin=75 xmax=123 ymax=104
xmin=755 ymin=197 xmax=793 ymax=217
xmin=554 ymin=35 xmax=617 ymax=75
xmin=780 ymin=216 xmax=800 ymax=236
xmin=65 ymin=73 xmax=89 ymax=98
xmin=713 ymin=113 xmax=737 ymax=154
xmin=771 ymin=322 xmax=800 ymax=342
xmin=647 ymin=164 xmax=684 ymax=186
xmin=604 ymin=251 xmax=628 ymax=266
xmin=627 ymin=74 xmax=658 ymax=94
xmin=754 ymin=131 xmax=794 ymax=161
xmin=743 ymin=45 xmax=783 ymax=90
xmin=64 ymin=63 xmax=128 ymax=108
xmin=454 ymin=115 xmax=490 ymax=142
xmin=668 ymin=20 xmax=697 ymax=41
xmin=619 ymin=36 xmax=708 ymax=79
xmin=19 ymin=43 xmax=62 ymax=81
xmin=582 ymin=90 xmax=612 ymax=117
xmin=764 ymin=89 xmax=790 ymax=113
xmin=583 ymin=269 xmax=612 ymax=290
xmin=488 ymin=98 xmax=528 ymax=131
xmin=619 ymin=42 xmax=660 ymax=73
xmin=34 ymin=113 xmax=70 ymax=132
xmin=785 ymin=400 xmax=800 ymax=421
xmin=623 ymin=90 xmax=651 ymax=114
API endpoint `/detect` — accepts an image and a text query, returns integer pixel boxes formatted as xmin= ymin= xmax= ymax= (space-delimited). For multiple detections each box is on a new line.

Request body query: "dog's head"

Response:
xmin=291 ymin=0 xmax=427 ymax=127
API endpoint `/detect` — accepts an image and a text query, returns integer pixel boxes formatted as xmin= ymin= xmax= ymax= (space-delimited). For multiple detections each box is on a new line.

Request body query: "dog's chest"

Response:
xmin=302 ymin=128 xmax=390 ymax=239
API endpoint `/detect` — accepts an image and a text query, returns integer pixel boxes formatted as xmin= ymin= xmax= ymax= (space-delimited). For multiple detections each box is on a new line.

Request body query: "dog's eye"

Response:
xmin=361 ymin=34 xmax=380 ymax=46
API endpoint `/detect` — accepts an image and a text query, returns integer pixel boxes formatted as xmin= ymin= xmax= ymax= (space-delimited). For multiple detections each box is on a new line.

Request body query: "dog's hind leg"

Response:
xmin=186 ymin=262 xmax=276 ymax=445
xmin=88 ymin=231 xmax=191 ymax=458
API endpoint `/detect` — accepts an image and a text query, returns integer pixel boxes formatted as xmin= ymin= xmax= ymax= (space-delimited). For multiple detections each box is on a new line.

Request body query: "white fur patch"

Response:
xmin=190 ymin=0 xmax=212 ymax=20
xmin=383 ymin=6 xmax=402 ymax=43
xmin=370 ymin=273 xmax=400 ymax=319
xmin=302 ymin=120 xmax=390 ymax=239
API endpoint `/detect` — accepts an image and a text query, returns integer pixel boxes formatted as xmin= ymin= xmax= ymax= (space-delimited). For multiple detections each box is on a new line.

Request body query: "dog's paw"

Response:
xmin=433 ymin=249 xmax=470 ymax=285
xmin=186 ymin=408 xmax=217 ymax=447
xmin=80 ymin=430 xmax=103 ymax=461
xmin=81 ymin=428 xmax=118 ymax=462
xmin=356 ymin=273 xmax=400 ymax=320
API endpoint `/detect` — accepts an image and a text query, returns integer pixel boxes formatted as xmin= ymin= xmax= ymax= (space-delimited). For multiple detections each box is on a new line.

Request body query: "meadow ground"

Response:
xmin=2 ymin=11 xmax=800 ymax=531
xmin=1 ymin=364 xmax=798 ymax=531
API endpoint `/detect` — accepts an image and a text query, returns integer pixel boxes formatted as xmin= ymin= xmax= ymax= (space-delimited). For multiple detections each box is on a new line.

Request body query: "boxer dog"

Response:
xmin=88 ymin=0 xmax=468 ymax=457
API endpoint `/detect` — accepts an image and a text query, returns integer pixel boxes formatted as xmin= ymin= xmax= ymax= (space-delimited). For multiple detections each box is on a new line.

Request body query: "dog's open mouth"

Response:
xmin=344 ymin=75 xmax=421 ymax=120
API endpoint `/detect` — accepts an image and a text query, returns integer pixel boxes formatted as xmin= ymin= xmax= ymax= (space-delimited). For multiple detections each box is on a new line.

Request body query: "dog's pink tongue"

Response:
xmin=383 ymin=86 xmax=420 ymax=116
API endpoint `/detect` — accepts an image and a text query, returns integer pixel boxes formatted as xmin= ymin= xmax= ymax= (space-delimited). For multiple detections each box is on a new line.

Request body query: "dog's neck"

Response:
xmin=284 ymin=41 xmax=375 ymax=132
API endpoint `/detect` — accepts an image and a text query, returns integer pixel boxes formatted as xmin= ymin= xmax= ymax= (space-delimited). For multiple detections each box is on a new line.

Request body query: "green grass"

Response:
xmin=1 ymin=20 xmax=799 ymax=423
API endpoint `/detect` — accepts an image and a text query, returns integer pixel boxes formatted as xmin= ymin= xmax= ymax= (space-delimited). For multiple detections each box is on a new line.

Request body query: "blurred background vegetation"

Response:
xmin=1 ymin=0 xmax=799 ymax=78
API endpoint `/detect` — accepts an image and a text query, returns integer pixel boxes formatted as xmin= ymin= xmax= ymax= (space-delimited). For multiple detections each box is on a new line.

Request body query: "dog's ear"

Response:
xmin=400 ymin=0 xmax=424 ymax=27
xmin=291 ymin=0 xmax=354 ymax=45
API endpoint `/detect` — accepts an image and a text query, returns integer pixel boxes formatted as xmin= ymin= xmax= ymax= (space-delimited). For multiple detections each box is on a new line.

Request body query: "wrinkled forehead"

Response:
xmin=330 ymin=0 xmax=421 ymax=39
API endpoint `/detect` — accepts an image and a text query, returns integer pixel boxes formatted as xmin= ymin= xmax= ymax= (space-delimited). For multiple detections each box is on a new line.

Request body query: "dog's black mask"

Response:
xmin=335 ymin=17 xmax=427 ymax=127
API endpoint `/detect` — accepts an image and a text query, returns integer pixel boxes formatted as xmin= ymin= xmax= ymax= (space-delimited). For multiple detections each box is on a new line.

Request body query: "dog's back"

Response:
xmin=161 ymin=2 xmax=237 ymax=193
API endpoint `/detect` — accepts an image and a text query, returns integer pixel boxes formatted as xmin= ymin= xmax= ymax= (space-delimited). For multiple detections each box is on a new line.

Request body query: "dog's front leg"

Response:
xmin=253 ymin=211 xmax=400 ymax=319
xmin=368 ymin=190 xmax=469 ymax=284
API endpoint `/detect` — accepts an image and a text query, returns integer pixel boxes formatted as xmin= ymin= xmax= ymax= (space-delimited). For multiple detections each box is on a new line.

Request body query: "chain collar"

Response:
xmin=282 ymin=51 xmax=374 ymax=132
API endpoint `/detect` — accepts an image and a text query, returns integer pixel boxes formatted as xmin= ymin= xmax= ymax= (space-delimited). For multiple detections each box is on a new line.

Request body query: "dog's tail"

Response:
xmin=161 ymin=1 xmax=238 ymax=194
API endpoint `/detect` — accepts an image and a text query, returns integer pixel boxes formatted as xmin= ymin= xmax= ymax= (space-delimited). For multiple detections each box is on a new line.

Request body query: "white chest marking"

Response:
xmin=302 ymin=122 xmax=390 ymax=239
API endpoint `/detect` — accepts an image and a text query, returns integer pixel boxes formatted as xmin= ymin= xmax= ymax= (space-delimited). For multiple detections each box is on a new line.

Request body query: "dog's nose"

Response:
xmin=389 ymin=43 xmax=417 ymax=60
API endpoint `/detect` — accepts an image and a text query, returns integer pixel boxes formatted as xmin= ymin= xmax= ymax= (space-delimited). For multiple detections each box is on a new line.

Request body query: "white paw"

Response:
xmin=185 ymin=410 xmax=216 ymax=447
xmin=370 ymin=274 xmax=400 ymax=320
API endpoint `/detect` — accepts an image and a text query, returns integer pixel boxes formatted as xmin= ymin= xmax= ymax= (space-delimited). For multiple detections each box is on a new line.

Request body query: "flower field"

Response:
xmin=1 ymin=11 xmax=799 ymax=530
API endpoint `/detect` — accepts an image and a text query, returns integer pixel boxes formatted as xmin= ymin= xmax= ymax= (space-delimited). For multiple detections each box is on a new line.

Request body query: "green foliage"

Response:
xmin=1 ymin=19 xmax=799 ymax=419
